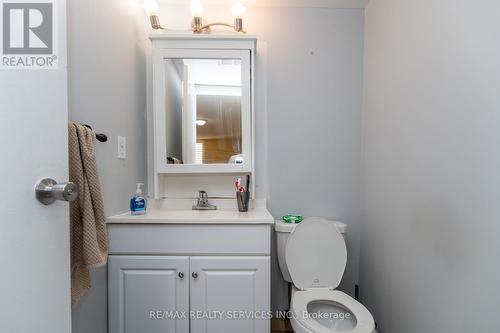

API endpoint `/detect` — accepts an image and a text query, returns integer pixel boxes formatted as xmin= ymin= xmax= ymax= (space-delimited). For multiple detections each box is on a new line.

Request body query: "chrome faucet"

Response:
xmin=192 ymin=190 xmax=217 ymax=210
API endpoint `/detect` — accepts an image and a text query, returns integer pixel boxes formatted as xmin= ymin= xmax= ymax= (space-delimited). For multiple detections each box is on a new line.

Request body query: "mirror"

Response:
xmin=163 ymin=58 xmax=243 ymax=165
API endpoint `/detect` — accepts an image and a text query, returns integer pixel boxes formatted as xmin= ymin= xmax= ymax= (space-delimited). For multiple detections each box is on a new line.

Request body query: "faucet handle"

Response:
xmin=192 ymin=190 xmax=217 ymax=210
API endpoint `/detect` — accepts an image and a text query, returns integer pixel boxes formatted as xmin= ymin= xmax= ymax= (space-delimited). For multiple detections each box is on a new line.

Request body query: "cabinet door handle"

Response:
xmin=192 ymin=272 xmax=198 ymax=279
xmin=178 ymin=272 xmax=184 ymax=279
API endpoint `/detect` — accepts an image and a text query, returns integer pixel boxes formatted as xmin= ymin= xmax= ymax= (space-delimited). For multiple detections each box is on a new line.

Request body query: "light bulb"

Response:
xmin=144 ymin=0 xmax=159 ymax=16
xmin=232 ymin=1 xmax=245 ymax=18
xmin=190 ymin=0 xmax=204 ymax=18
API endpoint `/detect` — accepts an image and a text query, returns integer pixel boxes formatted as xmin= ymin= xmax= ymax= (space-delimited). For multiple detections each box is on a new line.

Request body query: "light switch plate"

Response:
xmin=117 ymin=136 xmax=126 ymax=159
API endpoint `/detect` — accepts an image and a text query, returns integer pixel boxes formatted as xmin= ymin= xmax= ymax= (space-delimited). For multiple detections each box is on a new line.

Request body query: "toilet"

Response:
xmin=275 ymin=218 xmax=375 ymax=333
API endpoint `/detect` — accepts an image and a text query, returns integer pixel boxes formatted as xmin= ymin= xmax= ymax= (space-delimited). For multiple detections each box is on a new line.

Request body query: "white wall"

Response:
xmin=67 ymin=0 xmax=148 ymax=332
xmin=361 ymin=1 xmax=500 ymax=332
xmin=159 ymin=5 xmax=364 ymax=310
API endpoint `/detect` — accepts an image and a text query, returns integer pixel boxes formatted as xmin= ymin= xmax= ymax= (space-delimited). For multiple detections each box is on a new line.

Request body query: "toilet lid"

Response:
xmin=285 ymin=218 xmax=347 ymax=290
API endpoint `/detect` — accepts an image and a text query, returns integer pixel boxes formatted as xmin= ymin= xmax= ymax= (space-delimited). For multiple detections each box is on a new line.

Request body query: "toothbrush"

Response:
xmin=235 ymin=178 xmax=244 ymax=192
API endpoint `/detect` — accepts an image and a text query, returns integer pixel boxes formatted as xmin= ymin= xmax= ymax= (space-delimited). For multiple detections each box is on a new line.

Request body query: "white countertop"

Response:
xmin=107 ymin=199 xmax=274 ymax=225
xmin=107 ymin=209 xmax=274 ymax=224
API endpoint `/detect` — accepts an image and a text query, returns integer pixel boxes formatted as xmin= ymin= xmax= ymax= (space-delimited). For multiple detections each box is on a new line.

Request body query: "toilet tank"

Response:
xmin=275 ymin=218 xmax=347 ymax=283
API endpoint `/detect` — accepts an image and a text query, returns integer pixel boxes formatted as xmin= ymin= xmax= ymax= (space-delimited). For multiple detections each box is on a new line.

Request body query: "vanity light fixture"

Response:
xmin=144 ymin=0 xmax=164 ymax=30
xmin=196 ymin=119 xmax=207 ymax=126
xmin=191 ymin=0 xmax=246 ymax=34
xmin=232 ymin=1 xmax=245 ymax=32
xmin=190 ymin=0 xmax=204 ymax=33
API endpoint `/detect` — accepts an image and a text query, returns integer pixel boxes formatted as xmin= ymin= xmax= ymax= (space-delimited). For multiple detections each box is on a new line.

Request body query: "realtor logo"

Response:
xmin=1 ymin=0 xmax=57 ymax=69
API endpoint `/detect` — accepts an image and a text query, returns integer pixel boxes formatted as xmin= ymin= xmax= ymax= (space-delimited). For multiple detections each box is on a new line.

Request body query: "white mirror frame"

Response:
xmin=152 ymin=48 xmax=252 ymax=174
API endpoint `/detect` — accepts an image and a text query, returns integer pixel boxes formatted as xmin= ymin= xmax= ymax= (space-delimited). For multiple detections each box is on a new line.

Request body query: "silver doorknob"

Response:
xmin=178 ymin=272 xmax=184 ymax=279
xmin=35 ymin=178 xmax=78 ymax=205
xmin=192 ymin=272 xmax=198 ymax=279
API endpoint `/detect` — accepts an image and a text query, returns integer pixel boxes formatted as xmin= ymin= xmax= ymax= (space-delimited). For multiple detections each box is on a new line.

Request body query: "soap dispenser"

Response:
xmin=130 ymin=183 xmax=146 ymax=215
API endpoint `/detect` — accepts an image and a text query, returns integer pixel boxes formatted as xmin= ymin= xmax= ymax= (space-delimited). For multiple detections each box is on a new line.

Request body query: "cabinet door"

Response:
xmin=190 ymin=256 xmax=270 ymax=333
xmin=109 ymin=256 xmax=189 ymax=333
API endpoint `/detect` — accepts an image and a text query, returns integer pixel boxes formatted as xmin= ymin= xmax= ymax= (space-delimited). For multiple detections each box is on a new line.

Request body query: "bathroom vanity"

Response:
xmin=107 ymin=34 xmax=273 ymax=333
xmin=107 ymin=200 xmax=273 ymax=333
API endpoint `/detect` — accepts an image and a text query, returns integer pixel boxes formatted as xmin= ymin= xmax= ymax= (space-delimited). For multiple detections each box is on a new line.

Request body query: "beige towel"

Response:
xmin=69 ymin=122 xmax=108 ymax=305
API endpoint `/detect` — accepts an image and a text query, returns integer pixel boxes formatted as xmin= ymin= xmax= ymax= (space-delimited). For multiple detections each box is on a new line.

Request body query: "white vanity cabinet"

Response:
xmin=115 ymin=33 xmax=271 ymax=333
xmin=109 ymin=255 xmax=269 ymax=333
xmin=108 ymin=256 xmax=190 ymax=333
xmin=190 ymin=256 xmax=270 ymax=333
xmin=107 ymin=207 xmax=273 ymax=333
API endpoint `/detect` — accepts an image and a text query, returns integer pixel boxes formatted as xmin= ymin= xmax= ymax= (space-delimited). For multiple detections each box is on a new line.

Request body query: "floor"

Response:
xmin=271 ymin=318 xmax=294 ymax=333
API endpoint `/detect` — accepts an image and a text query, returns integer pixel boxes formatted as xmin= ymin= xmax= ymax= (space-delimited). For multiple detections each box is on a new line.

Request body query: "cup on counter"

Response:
xmin=236 ymin=191 xmax=249 ymax=212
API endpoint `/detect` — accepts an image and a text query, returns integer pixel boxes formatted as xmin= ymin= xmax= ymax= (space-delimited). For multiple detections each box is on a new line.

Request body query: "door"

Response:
xmin=190 ymin=256 xmax=270 ymax=333
xmin=108 ymin=256 xmax=190 ymax=333
xmin=0 ymin=1 xmax=71 ymax=332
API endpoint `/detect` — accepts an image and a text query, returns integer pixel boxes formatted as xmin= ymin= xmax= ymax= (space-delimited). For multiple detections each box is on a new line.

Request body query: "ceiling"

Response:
xmin=160 ymin=0 xmax=369 ymax=9
xmin=196 ymin=95 xmax=241 ymax=140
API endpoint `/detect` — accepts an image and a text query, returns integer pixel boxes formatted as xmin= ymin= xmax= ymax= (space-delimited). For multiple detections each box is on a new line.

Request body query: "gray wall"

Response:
xmin=360 ymin=1 xmax=500 ymax=332
xmin=160 ymin=6 xmax=365 ymax=311
xmin=253 ymin=8 xmax=364 ymax=310
xmin=67 ymin=0 xmax=148 ymax=332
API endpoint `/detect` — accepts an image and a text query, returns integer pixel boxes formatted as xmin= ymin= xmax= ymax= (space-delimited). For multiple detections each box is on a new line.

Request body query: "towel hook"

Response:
xmin=83 ymin=124 xmax=108 ymax=143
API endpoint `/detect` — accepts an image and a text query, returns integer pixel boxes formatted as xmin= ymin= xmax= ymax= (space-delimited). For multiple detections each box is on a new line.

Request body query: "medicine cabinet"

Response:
xmin=149 ymin=34 xmax=256 ymax=177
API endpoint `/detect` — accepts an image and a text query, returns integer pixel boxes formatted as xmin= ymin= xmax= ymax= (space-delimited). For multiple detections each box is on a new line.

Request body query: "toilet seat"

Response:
xmin=284 ymin=219 xmax=375 ymax=333
xmin=291 ymin=289 xmax=374 ymax=333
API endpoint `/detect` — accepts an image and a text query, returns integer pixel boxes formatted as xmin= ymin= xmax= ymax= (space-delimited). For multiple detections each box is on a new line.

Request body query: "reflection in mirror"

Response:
xmin=164 ymin=58 xmax=242 ymax=165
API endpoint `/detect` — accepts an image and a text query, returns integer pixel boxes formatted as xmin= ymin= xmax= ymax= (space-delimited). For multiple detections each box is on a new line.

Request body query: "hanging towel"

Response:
xmin=68 ymin=122 xmax=108 ymax=306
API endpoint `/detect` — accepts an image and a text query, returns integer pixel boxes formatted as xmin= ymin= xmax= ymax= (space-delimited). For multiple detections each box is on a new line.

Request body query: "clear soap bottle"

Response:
xmin=130 ymin=183 xmax=146 ymax=215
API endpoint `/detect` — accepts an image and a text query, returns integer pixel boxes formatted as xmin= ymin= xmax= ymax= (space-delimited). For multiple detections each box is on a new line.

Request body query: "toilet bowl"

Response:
xmin=275 ymin=218 xmax=375 ymax=333
xmin=290 ymin=289 xmax=374 ymax=333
